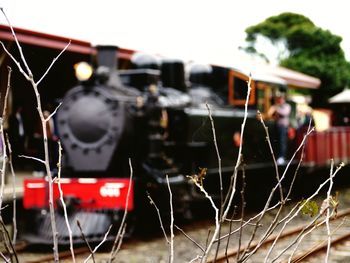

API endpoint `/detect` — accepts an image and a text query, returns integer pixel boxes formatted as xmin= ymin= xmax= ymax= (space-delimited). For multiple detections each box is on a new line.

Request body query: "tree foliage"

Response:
xmin=244 ymin=12 xmax=350 ymax=106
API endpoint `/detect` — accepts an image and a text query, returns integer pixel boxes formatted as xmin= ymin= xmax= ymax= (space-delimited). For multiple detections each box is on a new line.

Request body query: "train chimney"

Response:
xmin=161 ymin=59 xmax=187 ymax=92
xmin=96 ymin=45 xmax=119 ymax=70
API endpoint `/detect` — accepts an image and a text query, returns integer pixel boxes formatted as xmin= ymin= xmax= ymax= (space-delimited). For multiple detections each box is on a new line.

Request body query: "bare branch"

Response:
xmin=57 ymin=141 xmax=75 ymax=262
xmin=44 ymin=102 xmax=63 ymax=122
xmin=267 ymin=162 xmax=343 ymax=262
xmin=0 ymin=66 xmax=12 ymax=216
xmin=0 ymin=8 xmax=32 ymax=78
xmin=36 ymin=42 xmax=71 ymax=86
xmin=0 ymin=251 xmax=10 ymax=263
xmin=0 ymin=41 xmax=30 ymax=81
xmin=257 ymin=111 xmax=283 ymax=200
xmin=223 ymin=75 xmax=252 ymax=220
xmin=0 ymin=9 xmax=71 ymax=261
xmin=2 ymin=66 xmax=12 ymax=117
xmin=84 ymin=224 xmax=113 ymax=263
xmin=111 ymin=224 xmax=126 ymax=258
xmin=188 ymin=179 xmax=219 ymax=263
xmin=205 ymin=103 xmax=225 ymax=261
xmin=5 ymin=135 xmax=17 ymax=244
xmin=109 ymin=158 xmax=134 ymax=262
xmin=18 ymin=155 xmax=45 ymax=164
xmin=240 ymin=125 xmax=315 ymax=262
xmin=166 ymin=175 xmax=174 ymax=263
xmin=216 ymin=201 xmax=281 ymax=242
xmin=175 ymin=225 xmax=205 ymax=252
xmin=77 ymin=220 xmax=95 ymax=263
xmin=205 ymin=103 xmax=223 ymax=199
xmin=147 ymin=193 xmax=169 ymax=244
xmin=325 ymin=159 xmax=335 ymax=262
xmin=0 ymin=218 xmax=19 ymax=262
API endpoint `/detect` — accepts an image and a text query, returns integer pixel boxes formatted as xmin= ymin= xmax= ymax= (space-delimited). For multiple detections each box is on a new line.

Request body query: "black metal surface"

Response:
xmin=23 ymin=210 xmax=119 ymax=244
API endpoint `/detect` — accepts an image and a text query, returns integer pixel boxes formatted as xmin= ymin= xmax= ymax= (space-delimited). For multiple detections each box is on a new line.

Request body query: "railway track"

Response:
xmin=24 ymin=247 xmax=90 ymax=263
xmin=7 ymin=187 xmax=350 ymax=262
xmin=212 ymin=208 xmax=350 ymax=262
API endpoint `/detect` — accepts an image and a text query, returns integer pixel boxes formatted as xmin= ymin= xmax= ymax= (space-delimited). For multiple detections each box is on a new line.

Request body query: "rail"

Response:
xmin=212 ymin=208 xmax=350 ymax=262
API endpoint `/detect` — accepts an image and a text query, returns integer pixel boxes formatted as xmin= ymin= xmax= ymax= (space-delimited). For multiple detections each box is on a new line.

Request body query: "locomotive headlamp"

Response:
xmin=74 ymin=62 xmax=93 ymax=81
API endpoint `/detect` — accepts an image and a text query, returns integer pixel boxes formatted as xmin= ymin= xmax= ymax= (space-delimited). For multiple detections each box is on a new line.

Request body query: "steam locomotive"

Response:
xmin=22 ymin=46 xmax=305 ymax=243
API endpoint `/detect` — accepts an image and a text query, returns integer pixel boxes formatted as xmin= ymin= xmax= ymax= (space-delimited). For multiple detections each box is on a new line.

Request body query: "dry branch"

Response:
xmin=5 ymin=136 xmax=17 ymax=244
xmin=57 ymin=141 xmax=75 ymax=262
xmin=0 ymin=9 xmax=71 ymax=261
xmin=109 ymin=158 xmax=134 ymax=262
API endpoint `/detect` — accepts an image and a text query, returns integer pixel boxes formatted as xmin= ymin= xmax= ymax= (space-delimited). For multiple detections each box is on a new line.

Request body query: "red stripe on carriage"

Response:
xmin=23 ymin=178 xmax=134 ymax=210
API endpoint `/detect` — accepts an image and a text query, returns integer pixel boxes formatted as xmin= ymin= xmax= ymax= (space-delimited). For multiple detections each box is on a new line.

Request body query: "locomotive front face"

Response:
xmin=57 ymin=85 xmax=125 ymax=172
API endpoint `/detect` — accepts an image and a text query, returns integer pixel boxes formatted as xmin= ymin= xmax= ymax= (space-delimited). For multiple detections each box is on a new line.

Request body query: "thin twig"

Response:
xmin=205 ymin=103 xmax=225 ymax=262
xmin=18 ymin=155 xmax=45 ymax=164
xmin=166 ymin=175 xmax=174 ymax=263
xmin=84 ymin=225 xmax=113 ymax=263
xmin=216 ymin=201 xmax=281 ymax=242
xmin=225 ymin=208 xmax=236 ymax=262
xmin=57 ymin=141 xmax=75 ymax=262
xmin=109 ymin=158 xmax=133 ymax=262
xmin=223 ymin=76 xmax=252 ymax=220
xmin=0 ymin=68 xmax=14 ymax=261
xmin=174 ymin=225 xmax=205 ymax=252
xmin=0 ymin=12 xmax=69 ymax=260
xmin=36 ymin=42 xmax=71 ymax=86
xmin=268 ymin=162 xmax=343 ymax=262
xmin=205 ymin=103 xmax=223 ymax=205
xmin=147 ymin=193 xmax=169 ymax=244
xmin=277 ymin=211 xmax=325 ymax=262
xmin=0 ymin=66 xmax=11 ymax=217
xmin=112 ymin=224 xmax=127 ymax=258
xmin=77 ymin=220 xmax=95 ymax=263
xmin=325 ymin=159 xmax=335 ymax=262
xmin=240 ymin=125 xmax=315 ymax=262
xmin=262 ymin=120 xmax=311 ymax=262
xmin=0 ymin=251 xmax=10 ymax=263
xmin=236 ymin=168 xmax=246 ymax=262
xmin=0 ymin=8 xmax=32 ymax=78
xmin=257 ymin=111 xmax=283 ymax=201
xmin=45 ymin=102 xmax=62 ymax=122
xmin=188 ymin=179 xmax=219 ymax=263
xmin=0 ymin=220 xmax=12 ymax=262
xmin=5 ymin=136 xmax=17 ymax=244
xmin=0 ymin=218 xmax=18 ymax=263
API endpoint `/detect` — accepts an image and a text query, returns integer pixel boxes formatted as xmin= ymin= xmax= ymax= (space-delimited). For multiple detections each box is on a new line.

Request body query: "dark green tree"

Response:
xmin=244 ymin=12 xmax=350 ymax=106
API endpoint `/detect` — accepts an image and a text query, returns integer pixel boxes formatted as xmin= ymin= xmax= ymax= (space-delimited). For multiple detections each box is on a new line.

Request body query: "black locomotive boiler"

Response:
xmin=23 ymin=46 xmax=292 ymax=243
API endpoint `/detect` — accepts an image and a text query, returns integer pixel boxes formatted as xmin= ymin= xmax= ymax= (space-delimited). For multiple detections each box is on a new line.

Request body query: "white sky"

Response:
xmin=0 ymin=0 xmax=349 ymax=68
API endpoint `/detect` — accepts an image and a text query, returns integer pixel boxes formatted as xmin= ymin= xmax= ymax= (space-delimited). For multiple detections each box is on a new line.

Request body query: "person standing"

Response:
xmin=268 ymin=93 xmax=291 ymax=165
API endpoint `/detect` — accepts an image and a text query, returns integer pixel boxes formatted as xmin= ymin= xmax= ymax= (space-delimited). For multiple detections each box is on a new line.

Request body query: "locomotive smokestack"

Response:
xmin=96 ymin=45 xmax=119 ymax=70
xmin=161 ymin=59 xmax=187 ymax=92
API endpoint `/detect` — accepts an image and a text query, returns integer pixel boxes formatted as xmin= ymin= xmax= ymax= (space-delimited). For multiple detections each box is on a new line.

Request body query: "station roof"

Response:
xmin=329 ymin=88 xmax=350 ymax=103
xmin=0 ymin=24 xmax=135 ymax=60
xmin=234 ymin=62 xmax=321 ymax=89
xmin=0 ymin=24 xmax=321 ymax=89
xmin=264 ymin=65 xmax=321 ymax=89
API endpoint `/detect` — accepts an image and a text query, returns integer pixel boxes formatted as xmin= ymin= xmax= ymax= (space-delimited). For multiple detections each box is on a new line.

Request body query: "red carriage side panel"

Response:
xmin=315 ymin=131 xmax=328 ymax=165
xmin=301 ymin=127 xmax=350 ymax=167
xmin=24 ymin=178 xmax=134 ymax=211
